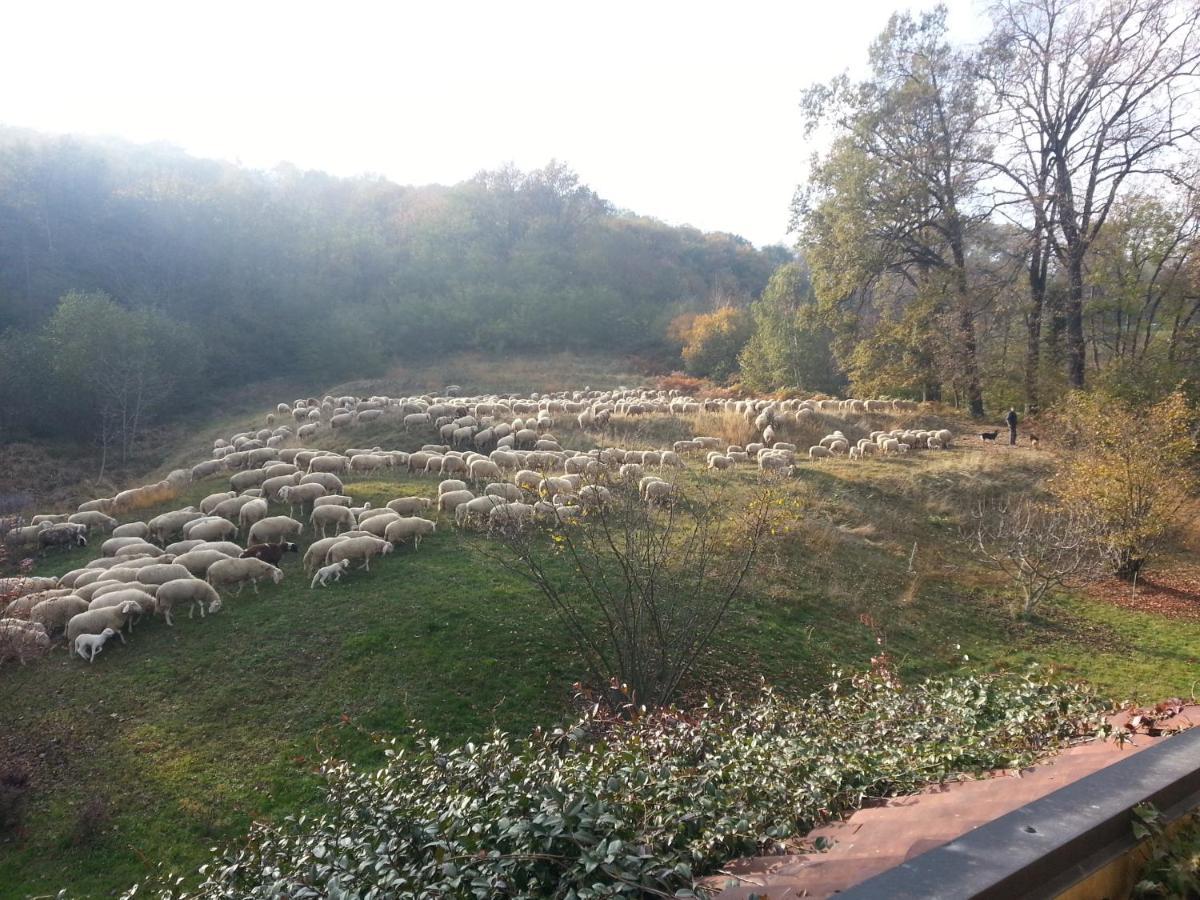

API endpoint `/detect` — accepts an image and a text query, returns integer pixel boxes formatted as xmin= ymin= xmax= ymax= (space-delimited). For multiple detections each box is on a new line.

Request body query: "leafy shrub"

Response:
xmin=1050 ymin=390 xmax=1198 ymax=580
xmin=678 ymin=307 xmax=752 ymax=381
xmin=122 ymin=668 xmax=1107 ymax=899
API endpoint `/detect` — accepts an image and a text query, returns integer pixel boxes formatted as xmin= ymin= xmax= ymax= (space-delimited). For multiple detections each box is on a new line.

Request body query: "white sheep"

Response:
xmin=326 ymin=535 xmax=394 ymax=571
xmin=311 ymin=504 xmax=356 ymax=537
xmin=0 ymin=619 xmax=51 ymax=665
xmin=247 ymin=515 xmax=304 ymax=546
xmin=310 ymin=559 xmax=351 ymax=588
xmin=66 ymin=601 xmax=143 ymax=647
xmin=75 ymin=627 xmax=118 ymax=663
xmin=808 ymin=445 xmax=833 ymax=460
xmin=155 ymin=579 xmax=222 ymax=625
xmin=206 ymin=557 xmax=284 ymax=595
xmin=384 ymin=517 xmax=436 ymax=549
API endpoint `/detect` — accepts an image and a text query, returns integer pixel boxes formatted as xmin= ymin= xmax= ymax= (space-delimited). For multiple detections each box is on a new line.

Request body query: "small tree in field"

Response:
xmin=967 ymin=499 xmax=1094 ymax=619
xmin=1051 ymin=390 xmax=1198 ymax=581
xmin=480 ymin=481 xmax=775 ymax=709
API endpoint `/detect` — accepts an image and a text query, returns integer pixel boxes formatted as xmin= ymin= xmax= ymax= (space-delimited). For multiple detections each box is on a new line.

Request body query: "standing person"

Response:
xmin=1005 ymin=407 xmax=1018 ymax=445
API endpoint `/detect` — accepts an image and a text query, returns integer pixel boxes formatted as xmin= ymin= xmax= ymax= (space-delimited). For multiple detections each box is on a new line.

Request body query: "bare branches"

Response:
xmin=966 ymin=497 xmax=1095 ymax=617
xmin=478 ymin=479 xmax=776 ymax=709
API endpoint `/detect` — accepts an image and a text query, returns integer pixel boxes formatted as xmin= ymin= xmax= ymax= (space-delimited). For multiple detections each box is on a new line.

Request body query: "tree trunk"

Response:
xmin=1066 ymin=254 xmax=1086 ymax=389
xmin=1024 ymin=246 xmax=1047 ymax=414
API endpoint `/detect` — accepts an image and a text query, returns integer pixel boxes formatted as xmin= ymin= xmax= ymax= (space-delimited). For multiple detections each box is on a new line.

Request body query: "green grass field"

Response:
xmin=2 ymin=365 xmax=1197 ymax=898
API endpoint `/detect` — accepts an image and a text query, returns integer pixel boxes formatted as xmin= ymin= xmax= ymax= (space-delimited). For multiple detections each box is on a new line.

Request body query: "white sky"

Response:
xmin=2 ymin=0 xmax=986 ymax=248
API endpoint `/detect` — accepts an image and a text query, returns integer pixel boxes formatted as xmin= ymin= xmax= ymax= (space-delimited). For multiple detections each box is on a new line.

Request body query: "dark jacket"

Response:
xmin=1005 ymin=409 xmax=1018 ymax=428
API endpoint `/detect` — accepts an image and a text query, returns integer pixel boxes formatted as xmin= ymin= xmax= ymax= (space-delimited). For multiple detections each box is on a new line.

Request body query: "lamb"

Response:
xmin=247 ymin=515 xmax=304 ymax=546
xmin=206 ymin=557 xmax=284 ymax=595
xmin=66 ymin=601 xmax=143 ymax=647
xmin=155 ymin=579 xmax=222 ymax=625
xmin=310 ymin=559 xmax=351 ymax=588
xmin=75 ymin=627 xmax=118 ymax=662
xmin=326 ymin=536 xmax=394 ymax=571
xmin=240 ymin=542 xmax=300 ymax=565
xmin=384 ymin=516 xmax=437 ymax=549
xmin=311 ymin=504 xmax=356 ymax=537
xmin=0 ymin=619 xmax=51 ymax=665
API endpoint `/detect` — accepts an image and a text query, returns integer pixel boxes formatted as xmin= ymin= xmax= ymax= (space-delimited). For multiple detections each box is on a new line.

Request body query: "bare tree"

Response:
xmin=967 ymin=498 xmax=1095 ymax=618
xmin=477 ymin=481 xmax=776 ymax=709
xmin=983 ymin=0 xmax=1200 ymax=389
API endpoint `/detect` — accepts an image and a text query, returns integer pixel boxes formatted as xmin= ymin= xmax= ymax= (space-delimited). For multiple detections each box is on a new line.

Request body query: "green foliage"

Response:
xmin=0 ymin=132 xmax=778 ymax=445
xmin=1050 ymin=390 xmax=1199 ymax=580
xmin=1132 ymin=805 xmax=1200 ymax=898
xmin=738 ymin=263 xmax=842 ymax=394
xmin=679 ymin=306 xmax=752 ymax=380
xmin=119 ymin=669 xmax=1107 ymax=899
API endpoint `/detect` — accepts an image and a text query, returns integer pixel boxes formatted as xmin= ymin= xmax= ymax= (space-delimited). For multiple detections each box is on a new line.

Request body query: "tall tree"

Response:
xmin=798 ymin=7 xmax=990 ymax=414
xmin=983 ymin=0 xmax=1200 ymax=389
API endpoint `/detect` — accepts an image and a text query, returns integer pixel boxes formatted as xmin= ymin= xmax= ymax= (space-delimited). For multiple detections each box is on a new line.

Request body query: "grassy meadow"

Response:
xmin=2 ymin=359 xmax=1198 ymax=898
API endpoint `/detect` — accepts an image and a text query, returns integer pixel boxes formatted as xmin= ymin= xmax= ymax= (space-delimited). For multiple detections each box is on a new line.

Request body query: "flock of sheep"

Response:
xmin=0 ymin=386 xmax=952 ymax=668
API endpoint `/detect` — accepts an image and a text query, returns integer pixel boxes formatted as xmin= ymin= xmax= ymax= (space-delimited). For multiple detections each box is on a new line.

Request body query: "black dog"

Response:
xmin=980 ymin=430 xmax=999 ymax=441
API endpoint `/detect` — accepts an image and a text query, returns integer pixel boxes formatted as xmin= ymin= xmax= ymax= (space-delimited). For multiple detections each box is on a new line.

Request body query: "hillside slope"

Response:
xmin=1 ymin=363 xmax=1197 ymax=898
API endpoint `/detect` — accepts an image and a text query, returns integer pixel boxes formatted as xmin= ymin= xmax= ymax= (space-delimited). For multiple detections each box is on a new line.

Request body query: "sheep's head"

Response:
xmin=119 ymin=601 xmax=144 ymax=615
xmin=338 ymin=559 xmax=350 ymax=570
xmin=208 ymin=597 xmax=223 ymax=615
xmin=285 ymin=542 xmax=298 ymax=553
xmin=101 ymin=627 xmax=116 ymax=638
xmin=270 ymin=568 xmax=284 ymax=584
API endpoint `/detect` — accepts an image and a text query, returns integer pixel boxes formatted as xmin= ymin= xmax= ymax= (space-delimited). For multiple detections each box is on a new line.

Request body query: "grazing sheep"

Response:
xmin=206 ymin=557 xmax=284 ymax=595
xmin=75 ymin=627 xmax=118 ymax=662
xmin=278 ymin=482 xmax=327 ymax=516
xmin=0 ymin=620 xmax=51 ymax=666
xmin=200 ymin=491 xmax=237 ymax=514
xmin=326 ymin=535 xmax=393 ymax=571
xmin=183 ymin=516 xmax=239 ymax=543
xmin=67 ymin=511 xmax=118 ymax=533
xmin=66 ymin=601 xmax=142 ymax=646
xmin=387 ymin=496 xmax=435 ymax=515
xmin=313 ymin=494 xmax=352 ymax=507
xmin=437 ymin=489 xmax=475 ymax=514
xmin=809 ymin=446 xmax=833 ymax=460
xmin=30 ymin=596 xmax=89 ymax=633
xmin=122 ymin=563 xmax=192 ymax=586
xmin=311 ymin=504 xmax=356 ymax=537
xmin=173 ymin=549 xmax=233 ymax=578
xmin=0 ymin=576 xmax=59 ymax=597
xmin=240 ymin=542 xmax=299 ymax=565
xmin=247 ymin=515 xmax=304 ymax=546
xmin=384 ymin=517 xmax=437 ymax=549
xmin=147 ymin=509 xmax=204 ymax=545
xmin=155 ymin=579 xmax=222 ymax=625
xmin=310 ymin=559 xmax=351 ymax=588
xmin=303 ymin=536 xmax=349 ymax=574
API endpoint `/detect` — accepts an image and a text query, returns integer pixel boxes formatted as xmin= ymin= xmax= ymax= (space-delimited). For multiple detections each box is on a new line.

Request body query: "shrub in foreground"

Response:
xmin=122 ymin=668 xmax=1108 ymax=899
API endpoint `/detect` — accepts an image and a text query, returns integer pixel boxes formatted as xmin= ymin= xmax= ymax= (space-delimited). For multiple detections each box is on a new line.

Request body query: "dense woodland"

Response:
xmin=4 ymin=0 xmax=1200 ymax=473
xmin=0 ymin=127 xmax=784 ymax=456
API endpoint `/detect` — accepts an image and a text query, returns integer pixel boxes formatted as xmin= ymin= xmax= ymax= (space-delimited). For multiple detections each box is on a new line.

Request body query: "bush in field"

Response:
xmin=117 ymin=668 xmax=1108 ymax=899
xmin=1050 ymin=390 xmax=1198 ymax=580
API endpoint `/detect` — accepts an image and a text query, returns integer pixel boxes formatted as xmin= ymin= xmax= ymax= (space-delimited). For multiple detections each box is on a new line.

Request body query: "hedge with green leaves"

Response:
xmin=124 ymin=668 xmax=1109 ymax=899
